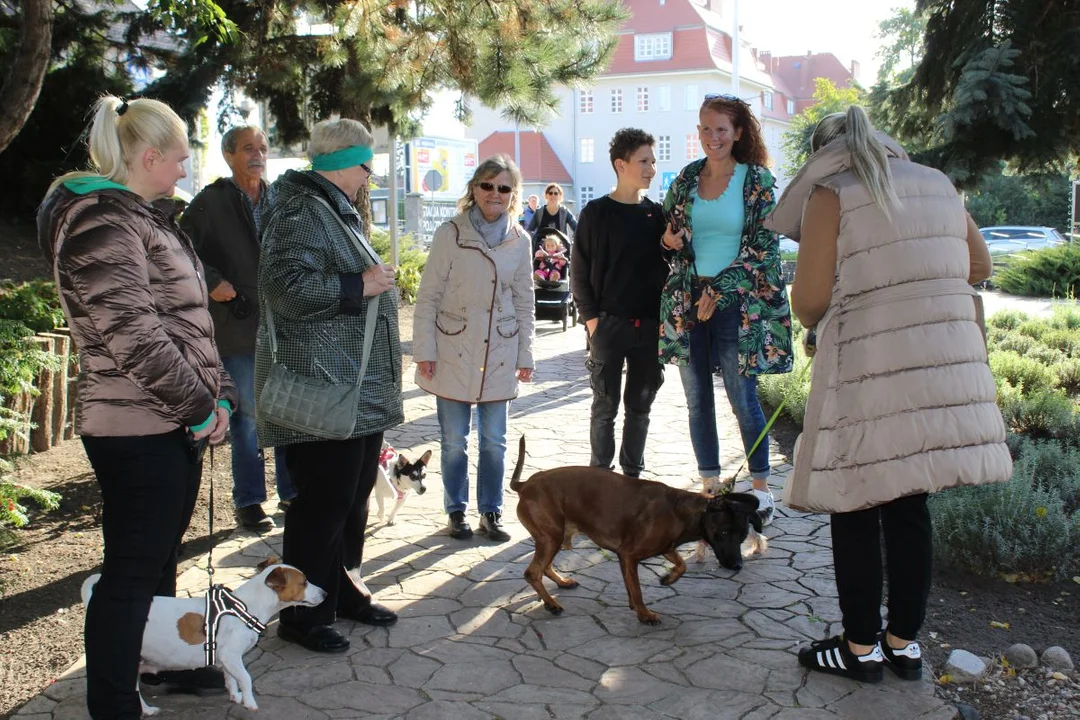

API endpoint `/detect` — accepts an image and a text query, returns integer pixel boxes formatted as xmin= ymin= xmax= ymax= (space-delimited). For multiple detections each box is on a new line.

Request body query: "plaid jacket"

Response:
xmin=254 ymin=170 xmax=403 ymax=447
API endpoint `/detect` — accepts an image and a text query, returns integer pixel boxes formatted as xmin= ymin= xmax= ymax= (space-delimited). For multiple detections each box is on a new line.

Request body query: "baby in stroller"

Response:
xmin=534 ymin=235 xmax=568 ymax=283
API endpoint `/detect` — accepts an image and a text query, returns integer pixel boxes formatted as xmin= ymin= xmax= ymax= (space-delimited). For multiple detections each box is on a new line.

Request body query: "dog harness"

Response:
xmin=203 ymin=584 xmax=267 ymax=666
xmin=379 ymin=444 xmax=406 ymax=500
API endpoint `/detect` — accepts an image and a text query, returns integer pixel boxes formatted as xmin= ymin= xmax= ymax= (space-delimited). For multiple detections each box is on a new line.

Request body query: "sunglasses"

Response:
xmin=546 ymin=190 xmax=561 ymax=196
xmin=359 ymin=163 xmax=373 ymax=175
xmin=479 ymin=181 xmax=513 ymax=194
xmin=703 ymin=93 xmax=750 ymax=106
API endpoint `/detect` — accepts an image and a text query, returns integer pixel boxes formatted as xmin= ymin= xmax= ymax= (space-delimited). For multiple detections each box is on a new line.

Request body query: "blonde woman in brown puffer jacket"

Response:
xmin=38 ymin=96 xmax=237 ymax=719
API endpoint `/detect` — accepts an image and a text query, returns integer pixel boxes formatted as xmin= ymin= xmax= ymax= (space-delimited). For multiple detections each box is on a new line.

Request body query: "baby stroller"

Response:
xmin=532 ymin=227 xmax=576 ymax=331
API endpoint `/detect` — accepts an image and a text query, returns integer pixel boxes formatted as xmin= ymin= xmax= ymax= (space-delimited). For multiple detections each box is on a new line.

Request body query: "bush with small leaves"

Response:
xmin=1040 ymin=329 xmax=1080 ymax=357
xmin=758 ymin=351 xmax=811 ymax=425
xmin=1048 ymin=306 xmax=1080 ymax=332
xmin=1015 ymin=320 xmax=1051 ymax=343
xmin=988 ymin=309 xmax=1030 ymax=331
xmin=1002 ymin=387 xmax=1077 ymax=439
xmin=995 ymin=245 xmax=1080 ymax=299
xmin=367 ymin=227 xmax=427 ymax=305
xmin=1054 ymin=359 xmax=1080 ymax=395
xmin=989 ymin=350 xmax=1055 ymax=392
xmin=1029 ymin=345 xmax=1067 ymax=366
xmin=995 ymin=332 xmax=1038 ymax=356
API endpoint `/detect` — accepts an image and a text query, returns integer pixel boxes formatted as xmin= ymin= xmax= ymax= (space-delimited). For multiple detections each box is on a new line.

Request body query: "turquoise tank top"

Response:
xmin=690 ymin=163 xmax=747 ymax=277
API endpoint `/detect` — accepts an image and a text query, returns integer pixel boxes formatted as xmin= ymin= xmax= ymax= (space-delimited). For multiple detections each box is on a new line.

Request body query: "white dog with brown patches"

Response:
xmin=80 ymin=558 xmax=325 ymax=715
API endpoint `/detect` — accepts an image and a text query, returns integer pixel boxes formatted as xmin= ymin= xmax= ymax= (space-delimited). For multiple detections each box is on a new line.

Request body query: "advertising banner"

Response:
xmin=407 ymin=137 xmax=479 ymax=201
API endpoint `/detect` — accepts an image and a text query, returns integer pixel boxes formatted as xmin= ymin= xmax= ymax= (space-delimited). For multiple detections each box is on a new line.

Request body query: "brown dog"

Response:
xmin=509 ymin=436 xmax=763 ymax=625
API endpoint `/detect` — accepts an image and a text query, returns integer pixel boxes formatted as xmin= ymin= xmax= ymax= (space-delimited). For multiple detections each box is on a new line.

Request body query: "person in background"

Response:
xmin=413 ymin=155 xmax=535 ymax=542
xmin=181 ymin=125 xmax=296 ymax=532
xmin=527 ymin=182 xmax=578 ymax=242
xmin=659 ymin=93 xmax=793 ymax=524
xmin=768 ymin=106 xmax=1011 ymax=683
xmin=571 ymin=128 xmax=668 ymax=478
xmin=521 ymin=193 xmax=540 ymax=228
xmin=257 ymin=118 xmax=403 ymax=654
xmin=38 ymin=95 xmax=237 ymax=718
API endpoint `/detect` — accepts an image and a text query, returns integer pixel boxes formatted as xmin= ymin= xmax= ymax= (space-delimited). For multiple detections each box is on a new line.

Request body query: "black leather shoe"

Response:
xmin=140 ymin=667 xmax=226 ymax=695
xmin=478 ymin=512 xmax=510 ymax=542
xmin=448 ymin=511 xmax=473 ymax=539
xmin=235 ymin=503 xmax=275 ymax=532
xmin=277 ymin=623 xmax=350 ymax=653
xmin=338 ymin=602 xmax=398 ymax=626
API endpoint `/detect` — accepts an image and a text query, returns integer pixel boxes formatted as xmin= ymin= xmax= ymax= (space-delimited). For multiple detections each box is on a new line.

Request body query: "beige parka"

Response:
xmin=413 ymin=214 xmax=535 ymax=404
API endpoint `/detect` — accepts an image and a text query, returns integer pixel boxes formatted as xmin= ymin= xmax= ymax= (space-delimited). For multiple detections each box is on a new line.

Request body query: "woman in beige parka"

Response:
xmin=414 ymin=155 xmax=536 ymax=543
xmin=766 ymin=106 xmax=1012 ymax=684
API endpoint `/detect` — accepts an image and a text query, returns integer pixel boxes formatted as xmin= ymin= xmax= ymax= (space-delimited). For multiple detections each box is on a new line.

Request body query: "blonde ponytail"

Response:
xmin=46 ymin=96 xmax=188 ymax=198
xmin=810 ymin=106 xmax=901 ymax=220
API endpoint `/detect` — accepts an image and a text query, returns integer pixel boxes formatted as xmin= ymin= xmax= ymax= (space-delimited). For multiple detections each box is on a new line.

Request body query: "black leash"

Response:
xmin=191 ymin=440 xmax=266 ymax=665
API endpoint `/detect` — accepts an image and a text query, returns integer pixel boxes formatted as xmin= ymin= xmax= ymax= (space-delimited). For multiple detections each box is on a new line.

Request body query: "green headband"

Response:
xmin=311 ymin=145 xmax=374 ymax=172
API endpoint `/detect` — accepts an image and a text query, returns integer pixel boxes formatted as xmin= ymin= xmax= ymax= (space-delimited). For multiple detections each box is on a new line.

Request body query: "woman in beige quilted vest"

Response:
xmin=765 ymin=106 xmax=1012 ymax=684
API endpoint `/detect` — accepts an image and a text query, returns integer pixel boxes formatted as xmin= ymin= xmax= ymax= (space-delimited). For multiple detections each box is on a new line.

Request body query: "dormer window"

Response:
xmin=634 ymin=33 xmax=672 ymax=61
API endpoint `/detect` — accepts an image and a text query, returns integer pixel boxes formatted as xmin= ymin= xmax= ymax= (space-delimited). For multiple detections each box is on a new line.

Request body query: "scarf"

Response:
xmin=469 ymin=205 xmax=512 ymax=249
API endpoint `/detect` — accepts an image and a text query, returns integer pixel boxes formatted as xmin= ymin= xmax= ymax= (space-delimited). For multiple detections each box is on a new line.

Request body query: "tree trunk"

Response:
xmin=0 ymin=0 xmax=54 ymax=154
xmin=342 ymin=47 xmax=374 ymax=235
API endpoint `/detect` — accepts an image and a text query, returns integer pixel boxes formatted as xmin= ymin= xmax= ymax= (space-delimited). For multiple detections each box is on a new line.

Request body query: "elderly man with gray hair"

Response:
xmin=181 ymin=125 xmax=296 ymax=532
xmin=255 ymin=118 xmax=404 ymax=653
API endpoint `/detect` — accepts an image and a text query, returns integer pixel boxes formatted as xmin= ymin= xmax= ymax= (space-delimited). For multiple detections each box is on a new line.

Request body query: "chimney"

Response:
xmin=800 ymin=52 xmax=812 ymax=94
xmin=850 ymin=59 xmax=861 ymax=83
xmin=760 ymin=50 xmax=772 ymax=71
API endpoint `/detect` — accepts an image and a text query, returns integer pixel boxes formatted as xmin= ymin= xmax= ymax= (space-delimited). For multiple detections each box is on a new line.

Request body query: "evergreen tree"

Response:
xmin=780 ymin=78 xmax=864 ymax=177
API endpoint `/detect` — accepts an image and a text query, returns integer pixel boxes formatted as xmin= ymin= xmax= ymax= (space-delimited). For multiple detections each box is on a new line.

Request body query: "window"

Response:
xmin=657 ymin=135 xmax=671 ymax=162
xmin=637 ymin=86 xmax=649 ymax=112
xmin=634 ymin=32 xmax=673 ymax=61
xmin=762 ymin=91 xmax=774 ymax=110
xmin=657 ymin=86 xmax=671 ymax=112
xmin=580 ymin=186 xmax=595 ymax=206
xmin=611 ymin=88 xmax=623 ymax=113
xmin=580 ymin=137 xmax=595 ymax=163
xmin=579 ymin=90 xmax=594 ymax=114
xmin=787 ymin=99 xmax=796 ymax=115
xmin=685 ymin=83 xmax=699 ymax=110
xmin=686 ymin=133 xmax=700 ymax=160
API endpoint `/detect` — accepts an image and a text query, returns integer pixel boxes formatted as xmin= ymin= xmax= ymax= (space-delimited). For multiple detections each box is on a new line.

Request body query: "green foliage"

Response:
xmin=929 ymin=442 xmax=1080 ymax=580
xmin=987 ymin=309 xmax=1029 ymax=331
xmin=780 ymin=79 xmax=865 ymax=177
xmin=0 ymin=458 xmax=62 ymax=548
xmin=965 ymin=169 xmax=1071 ymax=231
xmin=0 ymin=281 xmax=64 ymax=334
xmin=988 ymin=351 xmax=1054 ymax=393
xmin=147 ymin=0 xmax=237 ymax=45
xmin=758 ymin=316 xmax=811 ymax=425
xmin=875 ymin=7 xmax=926 ymax=84
xmin=367 ymin=227 xmax=427 ymax=305
xmin=999 ymin=385 xmax=1077 ymax=440
xmin=995 ymin=245 xmax=1080 ymax=298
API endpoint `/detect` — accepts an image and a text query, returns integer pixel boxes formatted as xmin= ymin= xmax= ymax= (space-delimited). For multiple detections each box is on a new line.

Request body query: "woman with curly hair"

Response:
xmin=659 ymin=94 xmax=793 ymax=524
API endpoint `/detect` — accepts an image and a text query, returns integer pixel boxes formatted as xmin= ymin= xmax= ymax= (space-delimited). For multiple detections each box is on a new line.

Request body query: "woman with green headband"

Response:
xmin=256 ymin=118 xmax=404 ymax=654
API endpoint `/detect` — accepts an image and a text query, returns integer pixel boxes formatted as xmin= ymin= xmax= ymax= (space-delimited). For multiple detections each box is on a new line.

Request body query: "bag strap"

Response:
xmin=265 ymin=195 xmax=383 ymax=389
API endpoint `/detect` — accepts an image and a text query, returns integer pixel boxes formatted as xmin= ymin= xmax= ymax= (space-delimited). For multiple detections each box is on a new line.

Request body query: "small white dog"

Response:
xmin=370 ymin=443 xmax=431 ymax=525
xmin=80 ymin=558 xmax=325 ymax=715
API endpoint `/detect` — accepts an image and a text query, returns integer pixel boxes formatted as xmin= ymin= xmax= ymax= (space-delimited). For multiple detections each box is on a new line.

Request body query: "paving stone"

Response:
xmin=449 ymin=606 xmax=523 ymax=638
xmin=386 ymin=615 xmax=457 ymax=648
xmin=239 ymin=696 xmax=330 ymax=718
xmin=586 ymin=705 xmax=667 ymax=719
xmin=526 ymin=615 xmax=608 ymax=651
xmin=828 ymin=684 xmax=946 ymax=720
xmin=485 ymin=683 xmax=598 ymax=705
xmin=569 ymin=636 xmax=674 ymax=666
xmin=256 ymin=662 xmax=354 ymax=696
xmin=652 ymin=688 xmax=769 ymax=720
xmin=512 ymin=656 xmax=594 ymax=690
xmin=424 ymin=660 xmax=519 ymax=695
xmin=387 ymin=651 xmax=442 ymax=688
xmin=738 ymin=584 xmax=809 ymax=609
xmin=472 ymin=702 xmax=558 ymax=720
xmin=553 ymin=652 xmax=608 ymax=682
xmin=681 ymin=652 xmax=772 ymax=693
xmin=639 ymin=660 xmax=690 ymax=687
xmin=12 ymin=695 xmax=56 ymax=714
xmin=594 ymin=666 xmax=681 ymax=705
xmin=301 ymin=681 xmax=424 ymax=714
xmin=386 ymin=597 xmax=463 ymax=618
xmin=672 ymin=618 xmax=749 ymax=646
xmin=405 ymin=700 xmax=494 ymax=719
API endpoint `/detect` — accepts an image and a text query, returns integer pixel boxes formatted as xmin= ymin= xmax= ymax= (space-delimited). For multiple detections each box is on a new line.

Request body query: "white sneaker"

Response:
xmin=752 ymin=488 xmax=775 ymax=526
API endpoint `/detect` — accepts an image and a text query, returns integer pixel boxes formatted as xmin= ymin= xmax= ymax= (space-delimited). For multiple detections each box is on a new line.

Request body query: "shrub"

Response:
xmin=1054 ymin=359 xmax=1080 ymax=395
xmin=1048 ymin=305 xmax=1080 ymax=332
xmin=758 ymin=351 xmax=812 ymax=425
xmin=368 ymin=227 xmax=428 ymax=305
xmin=1040 ymin=329 xmax=1080 ymax=357
xmin=1009 ymin=437 xmax=1080 ymax=514
xmin=995 ymin=244 xmax=1080 ymax=298
xmin=0 ymin=280 xmax=64 ymax=334
xmin=1015 ymin=320 xmax=1051 ymax=343
xmin=1029 ymin=345 xmax=1067 ymax=367
xmin=1001 ymin=387 xmax=1077 ymax=439
xmin=0 ymin=458 xmax=62 ymax=550
xmin=930 ymin=440 xmax=1080 ymax=580
xmin=987 ymin=309 xmax=1030 ymax=331
xmin=993 ymin=332 xmax=1038 ymax=356
xmin=988 ymin=350 xmax=1055 ymax=392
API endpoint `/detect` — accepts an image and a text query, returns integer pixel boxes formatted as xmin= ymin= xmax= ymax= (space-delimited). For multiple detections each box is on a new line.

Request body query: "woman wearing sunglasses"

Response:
xmin=659 ymin=93 xmax=794 ymax=524
xmin=414 ymin=155 xmax=536 ymax=543
xmin=526 ymin=182 xmax=578 ymax=245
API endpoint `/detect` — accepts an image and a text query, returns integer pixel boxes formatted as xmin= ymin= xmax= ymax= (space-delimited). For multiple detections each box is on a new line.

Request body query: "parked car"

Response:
xmin=979 ymin=226 xmax=1068 ymax=254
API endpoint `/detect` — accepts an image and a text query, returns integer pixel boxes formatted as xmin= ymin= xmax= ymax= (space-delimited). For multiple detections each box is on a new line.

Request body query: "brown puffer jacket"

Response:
xmin=38 ymin=184 xmax=237 ymax=437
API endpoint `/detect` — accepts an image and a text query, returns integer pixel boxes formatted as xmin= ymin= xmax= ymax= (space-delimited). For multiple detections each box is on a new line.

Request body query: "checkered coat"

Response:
xmin=254 ymin=170 xmax=403 ymax=448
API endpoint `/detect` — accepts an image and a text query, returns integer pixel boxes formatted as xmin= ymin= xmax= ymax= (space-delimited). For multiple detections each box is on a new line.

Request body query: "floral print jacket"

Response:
xmin=659 ymin=160 xmax=793 ymax=376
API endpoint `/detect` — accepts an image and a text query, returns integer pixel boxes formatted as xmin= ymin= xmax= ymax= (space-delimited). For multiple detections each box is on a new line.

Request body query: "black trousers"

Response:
xmin=831 ymin=493 xmax=933 ymax=645
xmin=279 ymin=433 xmax=382 ymax=630
xmin=81 ymin=429 xmax=202 ymax=720
xmin=586 ymin=314 xmax=664 ymax=477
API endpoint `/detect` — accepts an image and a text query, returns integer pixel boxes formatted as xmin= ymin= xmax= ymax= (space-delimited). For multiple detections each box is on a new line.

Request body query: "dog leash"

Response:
xmin=197 ymin=443 xmax=266 ymax=665
xmin=725 ymin=356 xmax=814 ymax=484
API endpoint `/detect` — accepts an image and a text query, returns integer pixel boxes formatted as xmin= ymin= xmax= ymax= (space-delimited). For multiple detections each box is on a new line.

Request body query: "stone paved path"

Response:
xmin=14 ymin=317 xmax=958 ymax=719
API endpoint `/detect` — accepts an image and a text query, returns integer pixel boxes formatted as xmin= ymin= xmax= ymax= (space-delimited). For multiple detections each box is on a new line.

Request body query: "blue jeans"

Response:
xmin=436 ymin=398 xmax=509 ymax=515
xmin=221 ymin=354 xmax=296 ymax=508
xmin=678 ymin=304 xmax=770 ymax=480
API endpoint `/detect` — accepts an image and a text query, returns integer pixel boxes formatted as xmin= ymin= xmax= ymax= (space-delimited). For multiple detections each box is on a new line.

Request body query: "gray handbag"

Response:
xmin=257 ymin=198 xmax=382 ymax=439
